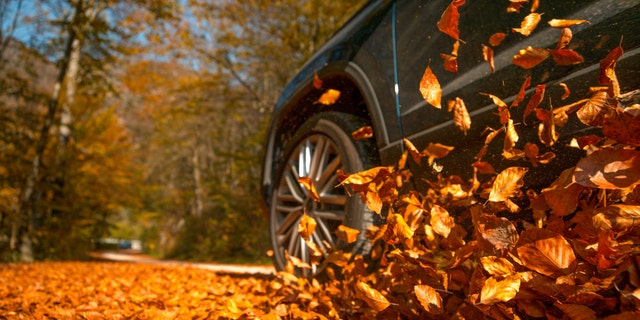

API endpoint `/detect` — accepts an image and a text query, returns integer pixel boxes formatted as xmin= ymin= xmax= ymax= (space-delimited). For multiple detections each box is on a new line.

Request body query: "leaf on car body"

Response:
xmin=437 ymin=0 xmax=465 ymax=40
xmin=420 ymin=63 xmax=442 ymax=109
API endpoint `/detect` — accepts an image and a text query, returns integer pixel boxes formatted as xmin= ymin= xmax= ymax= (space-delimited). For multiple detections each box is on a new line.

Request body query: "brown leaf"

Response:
xmin=437 ymin=0 xmax=465 ymax=40
xmin=599 ymin=42 xmax=623 ymax=97
xmin=482 ymin=44 xmax=495 ymax=73
xmin=548 ymin=19 xmax=590 ymax=28
xmin=603 ymin=107 xmax=640 ymax=146
xmin=576 ymin=91 xmax=612 ymax=126
xmin=355 ymin=282 xmax=390 ymax=312
xmin=414 ymin=285 xmax=443 ymax=314
xmin=430 ymin=205 xmax=455 ymax=238
xmin=298 ymin=177 xmax=320 ymax=202
xmin=419 ymin=63 xmax=442 ymax=109
xmin=422 ymin=143 xmax=455 ymax=165
xmin=489 ymin=32 xmax=507 ymax=47
xmin=524 ymin=142 xmax=556 ymax=167
xmin=440 ymin=53 xmax=458 ymax=73
xmin=516 ymin=228 xmax=577 ymax=276
xmin=593 ymin=205 xmax=640 ymax=231
xmin=511 ymin=76 xmax=532 ymax=107
xmin=573 ymin=148 xmax=640 ymax=189
xmin=448 ymin=97 xmax=471 ymax=135
xmin=551 ymin=49 xmax=584 ymax=66
xmin=480 ymin=276 xmax=521 ymax=305
xmin=335 ymin=225 xmax=361 ymax=244
xmin=530 ymin=0 xmax=540 ymax=12
xmin=512 ymin=13 xmax=541 ymax=36
xmin=316 ymin=89 xmax=341 ymax=105
xmin=472 ymin=207 xmax=519 ymax=250
xmin=473 ymin=161 xmax=496 ymax=175
xmin=554 ymin=302 xmax=597 ymax=320
xmin=404 ymin=138 xmax=422 ymax=164
xmin=489 ymin=167 xmax=528 ymax=202
xmin=504 ymin=119 xmax=519 ymax=152
xmin=542 ymin=167 xmax=583 ymax=216
xmin=537 ymin=107 xmax=559 ymax=147
xmin=385 ymin=213 xmax=414 ymax=244
xmin=298 ymin=214 xmax=317 ymax=240
xmin=481 ymin=92 xmax=510 ymax=124
xmin=352 ymin=126 xmax=373 ymax=140
xmin=512 ymin=46 xmax=549 ymax=69
xmin=366 ymin=190 xmax=383 ymax=214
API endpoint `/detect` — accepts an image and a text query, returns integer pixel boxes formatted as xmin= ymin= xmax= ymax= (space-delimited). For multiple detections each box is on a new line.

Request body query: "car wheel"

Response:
xmin=269 ymin=112 xmax=377 ymax=276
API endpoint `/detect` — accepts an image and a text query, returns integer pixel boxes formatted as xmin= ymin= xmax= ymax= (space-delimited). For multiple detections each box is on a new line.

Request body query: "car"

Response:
xmin=261 ymin=0 xmax=640 ymax=275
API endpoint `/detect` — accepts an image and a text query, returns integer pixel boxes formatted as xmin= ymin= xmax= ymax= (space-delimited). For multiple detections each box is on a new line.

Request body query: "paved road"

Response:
xmin=90 ymin=251 xmax=275 ymax=275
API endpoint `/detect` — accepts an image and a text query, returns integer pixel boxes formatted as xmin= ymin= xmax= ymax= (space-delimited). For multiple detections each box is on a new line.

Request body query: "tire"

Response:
xmin=269 ymin=112 xmax=378 ymax=276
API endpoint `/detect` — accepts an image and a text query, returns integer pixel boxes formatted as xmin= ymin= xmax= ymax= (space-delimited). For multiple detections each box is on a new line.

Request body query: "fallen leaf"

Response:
xmin=599 ymin=42 xmax=624 ymax=97
xmin=573 ymin=148 xmax=640 ymax=189
xmin=440 ymin=53 xmax=458 ymax=73
xmin=556 ymin=28 xmax=573 ymax=49
xmin=404 ymin=138 xmax=422 ymax=164
xmin=480 ymin=276 xmax=521 ymax=305
xmin=576 ymin=91 xmax=611 ymax=126
xmin=593 ymin=205 xmax=640 ymax=231
xmin=523 ymin=84 xmax=545 ymax=123
xmin=473 ymin=161 xmax=496 ymax=175
xmin=504 ymin=119 xmax=519 ymax=152
xmin=414 ymin=285 xmax=443 ymax=314
xmin=355 ymin=282 xmax=391 ymax=312
xmin=437 ymin=0 xmax=465 ymax=40
xmin=513 ymin=46 xmax=550 ymax=69
xmin=430 ymin=205 xmax=455 ymax=238
xmin=316 ymin=89 xmax=341 ymax=105
xmin=313 ymin=72 xmax=322 ymax=89
xmin=481 ymin=92 xmax=510 ymax=124
xmin=419 ymin=63 xmax=442 ymax=109
xmin=512 ymin=13 xmax=541 ymax=36
xmin=506 ymin=0 xmax=527 ymax=13
xmin=511 ymin=76 xmax=532 ymax=107
xmin=541 ymin=167 xmax=582 ymax=216
xmin=480 ymin=256 xmax=516 ymax=277
xmin=559 ymin=83 xmax=571 ymax=100
xmin=473 ymin=206 xmax=519 ymax=250
xmin=422 ymin=143 xmax=454 ymax=165
xmin=489 ymin=167 xmax=528 ymax=202
xmin=602 ymin=107 xmax=640 ymax=146
xmin=551 ymin=49 xmax=584 ymax=66
xmin=548 ymin=19 xmax=590 ymax=28
xmin=517 ymin=228 xmax=577 ymax=276
xmin=530 ymin=0 xmax=539 ymax=12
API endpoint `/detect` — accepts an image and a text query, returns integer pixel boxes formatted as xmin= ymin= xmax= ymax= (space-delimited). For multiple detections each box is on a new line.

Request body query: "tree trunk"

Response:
xmin=192 ymin=146 xmax=204 ymax=218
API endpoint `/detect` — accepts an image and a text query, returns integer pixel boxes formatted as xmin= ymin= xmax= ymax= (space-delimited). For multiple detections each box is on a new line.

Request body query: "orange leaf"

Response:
xmin=440 ymin=53 xmax=458 ymax=73
xmin=313 ymin=72 xmax=322 ymax=89
xmin=422 ymin=143 xmax=454 ymax=165
xmin=516 ymin=228 xmax=577 ymax=276
xmin=403 ymin=138 xmax=422 ymax=164
xmin=559 ymin=83 xmax=571 ymax=100
xmin=414 ymin=285 xmax=443 ymax=314
xmin=548 ymin=19 xmax=590 ymax=28
xmin=480 ymin=276 xmax=521 ymax=305
xmin=523 ymin=84 xmax=545 ymax=123
xmin=480 ymin=256 xmax=516 ymax=277
xmin=506 ymin=0 xmax=527 ymax=13
xmin=473 ymin=161 xmax=496 ymax=175
xmin=489 ymin=32 xmax=507 ymax=47
xmin=489 ymin=167 xmax=528 ymax=202
xmin=537 ymin=107 xmax=558 ymax=147
xmin=419 ymin=63 xmax=442 ymax=109
xmin=551 ymin=49 xmax=584 ymax=66
xmin=298 ymin=177 xmax=320 ymax=202
xmin=504 ymin=119 xmax=519 ymax=152
xmin=593 ymin=205 xmax=640 ymax=232
xmin=541 ymin=167 xmax=582 ymax=216
xmin=437 ymin=0 xmax=465 ymax=40
xmin=351 ymin=126 xmax=373 ymax=140
xmin=335 ymin=225 xmax=361 ymax=244
xmin=366 ymin=190 xmax=383 ymax=214
xmin=512 ymin=13 xmax=541 ymax=36
xmin=481 ymin=93 xmax=509 ymax=124
xmin=512 ymin=46 xmax=549 ymax=69
xmin=556 ymin=28 xmax=573 ymax=49
xmin=298 ymin=214 xmax=317 ymax=240
xmin=448 ymin=97 xmax=471 ymax=135
xmin=511 ymin=76 xmax=532 ymax=107
xmin=530 ymin=0 xmax=540 ymax=12
xmin=473 ymin=208 xmax=519 ymax=250
xmin=524 ymin=142 xmax=555 ymax=167
xmin=482 ymin=44 xmax=495 ymax=73
xmin=355 ymin=282 xmax=390 ymax=312
xmin=316 ymin=89 xmax=341 ymax=105
xmin=430 ymin=205 xmax=455 ymax=238
xmin=386 ymin=213 xmax=414 ymax=244
xmin=573 ymin=148 xmax=640 ymax=189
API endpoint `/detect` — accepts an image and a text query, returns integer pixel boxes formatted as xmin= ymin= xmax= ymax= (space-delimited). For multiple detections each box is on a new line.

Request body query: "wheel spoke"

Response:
xmin=314 ymin=209 xmax=344 ymax=221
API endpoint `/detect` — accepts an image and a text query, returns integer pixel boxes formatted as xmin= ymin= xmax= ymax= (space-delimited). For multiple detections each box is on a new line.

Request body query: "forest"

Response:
xmin=0 ymin=0 xmax=366 ymax=262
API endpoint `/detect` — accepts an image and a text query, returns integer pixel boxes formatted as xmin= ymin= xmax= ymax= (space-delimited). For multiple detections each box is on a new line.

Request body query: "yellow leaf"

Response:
xmin=419 ymin=63 xmax=442 ymax=109
xmin=480 ymin=275 xmax=521 ymax=305
xmin=316 ymin=89 xmax=341 ymax=105
xmin=355 ymin=282 xmax=390 ymax=312
xmin=298 ymin=214 xmax=317 ymax=240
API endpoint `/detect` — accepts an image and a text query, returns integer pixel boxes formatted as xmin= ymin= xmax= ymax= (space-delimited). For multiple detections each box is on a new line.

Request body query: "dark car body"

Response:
xmin=262 ymin=0 xmax=640 ymax=272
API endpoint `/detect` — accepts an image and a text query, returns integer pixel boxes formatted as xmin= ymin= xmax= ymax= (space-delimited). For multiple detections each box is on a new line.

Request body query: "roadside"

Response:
xmin=89 ymin=250 xmax=275 ymax=276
